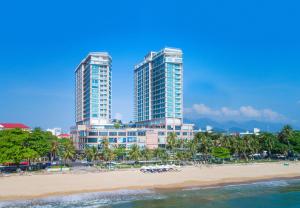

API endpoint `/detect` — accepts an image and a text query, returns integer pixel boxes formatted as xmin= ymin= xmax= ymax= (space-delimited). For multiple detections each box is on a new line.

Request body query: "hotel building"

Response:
xmin=134 ymin=48 xmax=183 ymax=128
xmin=72 ymin=49 xmax=194 ymax=151
xmin=75 ymin=52 xmax=112 ymax=126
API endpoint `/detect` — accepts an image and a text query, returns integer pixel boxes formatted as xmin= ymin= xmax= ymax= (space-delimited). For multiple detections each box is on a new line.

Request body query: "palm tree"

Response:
xmin=278 ymin=125 xmax=293 ymax=152
xmin=231 ymin=136 xmax=241 ymax=159
xmin=101 ymin=137 xmax=109 ymax=149
xmin=102 ymin=147 xmax=115 ymax=161
xmin=187 ymin=140 xmax=197 ymax=160
xmin=176 ymin=139 xmax=185 ymax=149
xmin=89 ymin=146 xmax=99 ymax=166
xmin=84 ymin=147 xmax=92 ymax=161
xmin=251 ymin=135 xmax=260 ymax=155
xmin=62 ymin=142 xmax=75 ymax=166
xmin=141 ymin=148 xmax=153 ymax=161
xmin=153 ymin=148 xmax=168 ymax=162
xmin=128 ymin=144 xmax=141 ymax=162
xmin=102 ymin=148 xmax=116 ymax=169
xmin=198 ymin=133 xmax=212 ymax=162
xmin=107 ymin=150 xmax=116 ymax=162
xmin=50 ymin=139 xmax=59 ymax=163
xmin=239 ymin=137 xmax=250 ymax=161
xmin=114 ymin=146 xmax=127 ymax=161
xmin=175 ymin=151 xmax=184 ymax=161
xmin=220 ymin=135 xmax=231 ymax=149
xmin=167 ymin=132 xmax=176 ymax=153
xmin=260 ymin=133 xmax=275 ymax=159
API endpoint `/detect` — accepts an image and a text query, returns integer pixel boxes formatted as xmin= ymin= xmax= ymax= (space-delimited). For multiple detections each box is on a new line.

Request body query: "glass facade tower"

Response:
xmin=134 ymin=48 xmax=183 ymax=127
xmin=75 ymin=52 xmax=112 ymax=125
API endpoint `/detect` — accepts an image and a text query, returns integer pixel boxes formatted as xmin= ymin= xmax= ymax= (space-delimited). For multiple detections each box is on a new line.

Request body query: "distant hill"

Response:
xmin=184 ymin=118 xmax=297 ymax=133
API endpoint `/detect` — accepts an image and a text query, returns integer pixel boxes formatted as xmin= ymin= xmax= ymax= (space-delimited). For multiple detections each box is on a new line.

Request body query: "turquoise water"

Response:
xmin=1 ymin=179 xmax=300 ymax=208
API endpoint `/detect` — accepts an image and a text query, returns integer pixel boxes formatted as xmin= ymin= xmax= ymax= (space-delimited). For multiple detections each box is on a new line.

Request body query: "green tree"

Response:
xmin=153 ymin=148 xmax=169 ymax=161
xmin=101 ymin=138 xmax=109 ymax=149
xmin=85 ymin=146 xmax=99 ymax=166
xmin=260 ymin=133 xmax=276 ymax=158
xmin=114 ymin=146 xmax=127 ymax=161
xmin=102 ymin=148 xmax=115 ymax=163
xmin=50 ymin=139 xmax=59 ymax=162
xmin=278 ymin=125 xmax=293 ymax=151
xmin=167 ymin=132 xmax=176 ymax=152
xmin=0 ymin=129 xmax=52 ymax=165
xmin=28 ymin=128 xmax=52 ymax=157
xmin=128 ymin=144 xmax=141 ymax=161
xmin=59 ymin=139 xmax=75 ymax=165
xmin=212 ymin=147 xmax=230 ymax=161
xmin=175 ymin=151 xmax=184 ymax=161
xmin=187 ymin=140 xmax=197 ymax=159
xmin=197 ymin=133 xmax=212 ymax=161
xmin=289 ymin=131 xmax=300 ymax=153
xmin=114 ymin=123 xmax=121 ymax=129
xmin=141 ymin=148 xmax=153 ymax=161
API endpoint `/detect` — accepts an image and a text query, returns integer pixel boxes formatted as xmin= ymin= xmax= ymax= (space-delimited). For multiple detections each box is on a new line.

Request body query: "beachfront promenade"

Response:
xmin=1 ymin=162 xmax=300 ymax=201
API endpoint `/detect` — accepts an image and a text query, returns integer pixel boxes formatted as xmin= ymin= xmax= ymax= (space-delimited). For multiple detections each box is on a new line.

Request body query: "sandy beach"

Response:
xmin=1 ymin=162 xmax=300 ymax=201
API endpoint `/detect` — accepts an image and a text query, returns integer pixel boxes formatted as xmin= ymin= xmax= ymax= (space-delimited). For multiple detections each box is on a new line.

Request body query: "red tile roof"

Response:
xmin=0 ymin=123 xmax=30 ymax=129
xmin=58 ymin=133 xmax=71 ymax=138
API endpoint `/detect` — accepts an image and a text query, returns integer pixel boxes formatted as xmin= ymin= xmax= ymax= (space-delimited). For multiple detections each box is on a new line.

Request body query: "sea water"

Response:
xmin=1 ymin=179 xmax=300 ymax=208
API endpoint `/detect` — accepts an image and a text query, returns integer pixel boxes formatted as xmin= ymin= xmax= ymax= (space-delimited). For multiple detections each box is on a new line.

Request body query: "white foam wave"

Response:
xmin=0 ymin=189 xmax=157 ymax=208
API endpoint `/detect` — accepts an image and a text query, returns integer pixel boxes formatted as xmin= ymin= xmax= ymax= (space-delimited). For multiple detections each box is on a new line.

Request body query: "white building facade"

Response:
xmin=134 ymin=47 xmax=183 ymax=128
xmin=72 ymin=49 xmax=194 ymax=151
xmin=75 ymin=52 xmax=112 ymax=126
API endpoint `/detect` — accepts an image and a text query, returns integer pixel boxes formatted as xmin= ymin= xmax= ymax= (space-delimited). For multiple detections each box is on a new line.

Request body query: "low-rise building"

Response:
xmin=46 ymin=128 xmax=62 ymax=136
xmin=57 ymin=133 xmax=71 ymax=139
xmin=0 ymin=123 xmax=30 ymax=131
xmin=71 ymin=123 xmax=194 ymax=151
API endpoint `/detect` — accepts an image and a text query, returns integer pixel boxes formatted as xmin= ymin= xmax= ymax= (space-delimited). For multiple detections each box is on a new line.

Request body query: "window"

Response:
xmin=128 ymin=131 xmax=137 ymax=136
xmin=175 ymin=126 xmax=181 ymax=130
xmin=88 ymin=131 xmax=98 ymax=136
xmin=109 ymin=138 xmax=117 ymax=143
xmin=99 ymin=132 xmax=108 ymax=136
xmin=127 ymin=137 xmax=137 ymax=142
xmin=167 ymin=126 xmax=173 ymax=130
xmin=118 ymin=132 xmax=126 ymax=136
xmin=117 ymin=137 xmax=126 ymax=143
xmin=109 ymin=132 xmax=117 ymax=136
xmin=87 ymin=138 xmax=97 ymax=143
xmin=138 ymin=131 xmax=146 ymax=136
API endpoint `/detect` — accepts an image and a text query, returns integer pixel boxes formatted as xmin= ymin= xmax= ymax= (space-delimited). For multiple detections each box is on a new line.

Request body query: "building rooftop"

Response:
xmin=135 ymin=47 xmax=182 ymax=69
xmin=76 ymin=52 xmax=112 ymax=72
xmin=0 ymin=123 xmax=30 ymax=129
xmin=58 ymin=133 xmax=71 ymax=138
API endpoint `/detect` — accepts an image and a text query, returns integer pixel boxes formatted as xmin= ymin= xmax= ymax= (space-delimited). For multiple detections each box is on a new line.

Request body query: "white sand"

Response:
xmin=1 ymin=162 xmax=300 ymax=200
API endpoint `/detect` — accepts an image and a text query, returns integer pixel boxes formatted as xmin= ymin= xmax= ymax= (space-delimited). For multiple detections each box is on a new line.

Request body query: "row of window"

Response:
xmin=88 ymin=131 xmax=146 ymax=136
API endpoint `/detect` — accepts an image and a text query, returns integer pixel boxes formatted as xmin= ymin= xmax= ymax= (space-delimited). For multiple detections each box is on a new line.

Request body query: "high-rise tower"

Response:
xmin=134 ymin=47 xmax=183 ymax=128
xmin=75 ymin=52 xmax=112 ymax=125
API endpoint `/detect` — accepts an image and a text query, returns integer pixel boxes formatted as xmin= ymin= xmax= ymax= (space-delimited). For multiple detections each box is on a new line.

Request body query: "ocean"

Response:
xmin=1 ymin=179 xmax=300 ymax=208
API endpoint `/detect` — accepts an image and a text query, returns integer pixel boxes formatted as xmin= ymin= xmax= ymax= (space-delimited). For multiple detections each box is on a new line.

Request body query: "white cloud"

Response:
xmin=192 ymin=104 xmax=220 ymax=116
xmin=221 ymin=107 xmax=240 ymax=117
xmin=239 ymin=106 xmax=260 ymax=118
xmin=185 ymin=103 xmax=286 ymax=122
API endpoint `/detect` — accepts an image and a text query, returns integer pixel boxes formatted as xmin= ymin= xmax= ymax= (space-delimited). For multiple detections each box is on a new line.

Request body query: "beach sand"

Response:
xmin=1 ymin=162 xmax=300 ymax=201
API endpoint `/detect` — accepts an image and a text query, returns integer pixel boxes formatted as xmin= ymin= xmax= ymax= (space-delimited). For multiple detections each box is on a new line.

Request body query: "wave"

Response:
xmin=183 ymin=179 xmax=298 ymax=192
xmin=0 ymin=189 xmax=162 ymax=208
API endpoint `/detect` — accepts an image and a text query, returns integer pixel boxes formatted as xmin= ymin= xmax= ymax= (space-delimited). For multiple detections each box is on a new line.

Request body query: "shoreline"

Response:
xmin=1 ymin=162 xmax=300 ymax=201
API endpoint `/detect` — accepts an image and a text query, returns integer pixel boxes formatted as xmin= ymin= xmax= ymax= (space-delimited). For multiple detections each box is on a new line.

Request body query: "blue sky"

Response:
xmin=0 ymin=0 xmax=299 ymax=130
